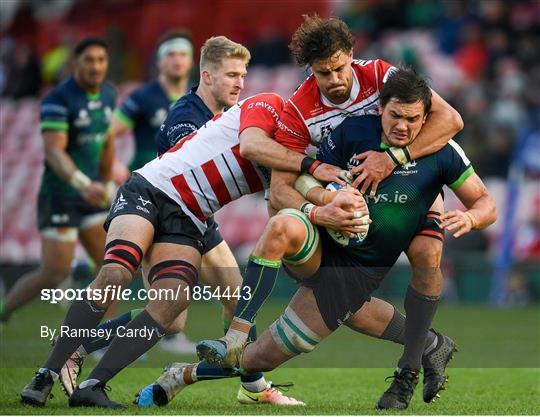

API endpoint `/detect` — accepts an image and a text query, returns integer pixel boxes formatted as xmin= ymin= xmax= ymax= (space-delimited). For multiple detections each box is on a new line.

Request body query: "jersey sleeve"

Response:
xmin=114 ymin=90 xmax=141 ymax=128
xmin=40 ymin=90 xmax=69 ymax=132
xmin=439 ymin=139 xmax=475 ymax=189
xmin=273 ymin=102 xmax=310 ymax=154
xmin=239 ymin=94 xmax=285 ymax=137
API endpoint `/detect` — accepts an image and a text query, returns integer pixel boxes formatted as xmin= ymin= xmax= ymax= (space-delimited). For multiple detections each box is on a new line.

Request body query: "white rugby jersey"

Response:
xmin=275 ymin=59 xmax=395 ymax=154
xmin=136 ymin=93 xmax=284 ymax=232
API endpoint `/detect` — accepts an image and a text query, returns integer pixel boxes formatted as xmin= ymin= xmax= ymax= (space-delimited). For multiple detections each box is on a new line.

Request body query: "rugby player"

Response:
xmin=106 ymin=30 xmax=195 ymax=355
xmin=0 ymin=38 xmax=115 ymax=323
xmin=112 ymin=30 xmax=193 ymax=173
xmin=159 ymin=68 xmax=494 ymax=410
xmin=56 ymin=36 xmax=302 ymax=406
xmin=197 ymin=16 xmax=463 ymax=400
xmin=19 ymin=92 xmax=350 ymax=408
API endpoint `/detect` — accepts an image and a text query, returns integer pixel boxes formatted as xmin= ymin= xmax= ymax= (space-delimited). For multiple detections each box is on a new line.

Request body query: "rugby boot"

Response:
xmin=196 ymin=338 xmax=244 ymax=368
xmin=20 ymin=369 xmax=54 ymax=406
xmin=422 ymin=330 xmax=458 ymax=403
xmin=51 ymin=337 xmax=85 ymax=396
xmin=134 ymin=362 xmax=189 ymax=408
xmin=237 ymin=382 xmax=305 ymax=405
xmin=376 ymin=368 xmax=419 ymax=410
xmin=69 ymin=382 xmax=125 ymax=409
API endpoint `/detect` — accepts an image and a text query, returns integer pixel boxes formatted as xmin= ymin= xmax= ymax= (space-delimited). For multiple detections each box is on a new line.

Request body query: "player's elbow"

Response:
xmin=239 ymin=138 xmax=256 ymax=160
xmin=486 ymin=195 xmax=497 ymax=226
xmin=447 ymin=107 xmax=464 ymax=134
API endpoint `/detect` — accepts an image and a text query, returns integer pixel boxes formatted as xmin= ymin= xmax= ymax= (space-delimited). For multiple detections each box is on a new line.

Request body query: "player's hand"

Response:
xmin=82 ymin=182 xmax=107 ymax=207
xmin=440 ymin=210 xmax=476 ymax=238
xmin=312 ymin=163 xmax=352 ymax=186
xmin=315 ymin=192 xmax=370 ymax=235
xmin=350 ymin=151 xmax=396 ymax=197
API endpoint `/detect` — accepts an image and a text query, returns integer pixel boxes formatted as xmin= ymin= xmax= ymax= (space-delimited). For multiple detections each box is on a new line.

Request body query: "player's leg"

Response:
xmin=2 ymin=232 xmax=76 ymax=320
xmin=20 ymin=214 xmax=152 ymax=407
xmin=200 ymin=240 xmax=244 ymax=335
xmin=140 ymin=285 xmax=324 ymax=408
xmin=377 ymin=196 xmax=456 ymax=409
xmin=78 ymin=212 xmax=120 ymax=319
xmin=197 ymin=209 xmax=321 ymax=367
xmin=78 ymin=213 xmax=108 ymax=269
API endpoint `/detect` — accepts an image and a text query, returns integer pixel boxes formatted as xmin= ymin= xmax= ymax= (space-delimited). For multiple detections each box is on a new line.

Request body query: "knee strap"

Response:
xmin=278 ymin=209 xmax=319 ymax=266
xmin=103 ymin=239 xmax=143 ymax=274
xmin=148 ymin=260 xmax=198 ymax=288
xmin=269 ymin=306 xmax=322 ymax=356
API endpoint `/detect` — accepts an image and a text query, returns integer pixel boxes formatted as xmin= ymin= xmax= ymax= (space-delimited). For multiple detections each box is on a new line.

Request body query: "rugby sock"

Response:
xmin=380 ymin=306 xmax=437 ymax=349
xmin=398 ymin=286 xmax=440 ymax=370
xmin=86 ymin=310 xmax=166 ymax=383
xmin=234 ymin=256 xmax=280 ymax=324
xmin=224 ymin=319 xmax=265 ymax=384
xmin=189 ymin=362 xmax=265 ymax=390
xmin=81 ymin=309 xmax=143 ymax=354
xmin=43 ymin=298 xmax=106 ymax=374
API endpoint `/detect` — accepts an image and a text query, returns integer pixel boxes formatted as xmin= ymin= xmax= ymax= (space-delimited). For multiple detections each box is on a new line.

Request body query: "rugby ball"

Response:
xmin=325 ymin=182 xmax=370 ymax=248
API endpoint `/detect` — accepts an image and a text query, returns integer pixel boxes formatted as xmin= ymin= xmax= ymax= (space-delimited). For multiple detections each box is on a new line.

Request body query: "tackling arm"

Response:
xmin=239 ymin=127 xmax=347 ymax=184
xmin=408 ymin=89 xmax=464 ymax=159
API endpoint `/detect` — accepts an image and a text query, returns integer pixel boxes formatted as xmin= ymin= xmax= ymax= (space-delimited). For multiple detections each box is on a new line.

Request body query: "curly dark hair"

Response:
xmin=289 ymin=15 xmax=355 ymax=66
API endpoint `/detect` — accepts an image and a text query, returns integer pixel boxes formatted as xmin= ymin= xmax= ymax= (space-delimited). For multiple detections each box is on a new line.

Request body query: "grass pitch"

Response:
xmin=1 ymin=299 xmax=539 ymax=415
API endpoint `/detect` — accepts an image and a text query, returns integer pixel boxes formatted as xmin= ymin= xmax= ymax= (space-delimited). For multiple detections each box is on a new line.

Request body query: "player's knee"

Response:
xmin=40 ymin=266 xmax=71 ymax=286
xmin=95 ymin=265 xmax=133 ymax=289
xmin=408 ymin=238 xmax=442 ymax=268
xmin=268 ymin=306 xmax=322 ymax=358
xmin=146 ymin=260 xmax=198 ymax=327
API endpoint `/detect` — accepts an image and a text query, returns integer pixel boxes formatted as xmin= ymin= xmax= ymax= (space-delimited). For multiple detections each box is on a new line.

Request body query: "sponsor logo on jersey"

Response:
xmin=394 ymin=160 xmax=418 ymax=176
xmin=368 ymin=191 xmax=409 ymax=204
xmin=74 ymin=109 xmax=91 ymax=127
xmin=88 ymin=100 xmax=102 ymax=110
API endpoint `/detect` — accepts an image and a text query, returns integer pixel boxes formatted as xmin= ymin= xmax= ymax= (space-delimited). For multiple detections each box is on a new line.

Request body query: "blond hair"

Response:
xmin=200 ymin=36 xmax=251 ymax=70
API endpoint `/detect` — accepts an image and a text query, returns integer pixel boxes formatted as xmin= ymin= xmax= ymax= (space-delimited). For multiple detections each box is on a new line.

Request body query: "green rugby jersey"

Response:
xmin=318 ymin=115 xmax=473 ymax=269
xmin=39 ymin=77 xmax=116 ymax=198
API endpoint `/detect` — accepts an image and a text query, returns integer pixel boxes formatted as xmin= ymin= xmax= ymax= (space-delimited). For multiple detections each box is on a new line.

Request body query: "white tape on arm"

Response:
xmin=295 ymin=174 xmax=323 ymax=197
xmin=69 ymin=170 xmax=91 ymax=192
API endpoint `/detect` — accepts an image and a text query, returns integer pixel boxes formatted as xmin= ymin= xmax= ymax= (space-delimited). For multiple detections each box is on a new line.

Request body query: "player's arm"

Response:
xmin=240 ymin=127 xmax=345 ymax=183
xmin=43 ymin=130 xmax=106 ymax=206
xmin=270 ymin=170 xmax=368 ymax=235
xmin=99 ymin=129 xmax=115 ymax=182
xmin=441 ymin=173 xmax=497 ymax=238
xmin=351 ymin=90 xmax=464 ymax=196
